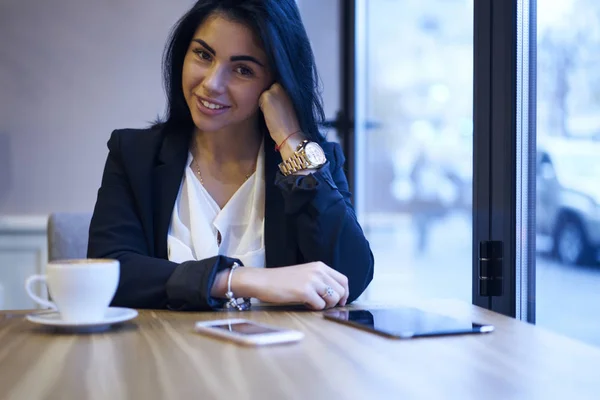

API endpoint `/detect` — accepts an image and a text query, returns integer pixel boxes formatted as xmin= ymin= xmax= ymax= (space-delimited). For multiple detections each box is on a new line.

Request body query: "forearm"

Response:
xmin=295 ymin=207 xmax=374 ymax=302
xmin=211 ymin=266 xmax=265 ymax=300
xmin=89 ymin=247 xmax=239 ymax=310
xmin=275 ymin=147 xmax=374 ymax=302
xmin=106 ymin=251 xmax=176 ymax=309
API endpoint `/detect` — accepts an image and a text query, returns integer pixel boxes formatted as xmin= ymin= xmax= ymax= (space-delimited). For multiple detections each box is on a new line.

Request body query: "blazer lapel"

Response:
xmin=264 ymin=136 xmax=297 ymax=268
xmin=153 ymin=128 xmax=191 ymax=259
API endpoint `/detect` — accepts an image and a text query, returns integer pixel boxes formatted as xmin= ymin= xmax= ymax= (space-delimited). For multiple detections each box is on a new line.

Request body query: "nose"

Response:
xmin=202 ymin=65 xmax=226 ymax=95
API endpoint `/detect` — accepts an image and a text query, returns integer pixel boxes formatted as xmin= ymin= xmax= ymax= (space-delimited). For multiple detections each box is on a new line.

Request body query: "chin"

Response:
xmin=190 ymin=108 xmax=256 ymax=133
xmin=191 ymin=116 xmax=228 ymax=133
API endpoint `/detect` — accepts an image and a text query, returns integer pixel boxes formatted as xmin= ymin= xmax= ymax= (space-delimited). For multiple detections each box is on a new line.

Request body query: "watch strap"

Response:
xmin=279 ymin=152 xmax=311 ymax=176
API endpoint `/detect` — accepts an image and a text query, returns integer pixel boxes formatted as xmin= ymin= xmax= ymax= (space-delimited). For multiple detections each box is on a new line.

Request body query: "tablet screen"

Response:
xmin=324 ymin=308 xmax=493 ymax=338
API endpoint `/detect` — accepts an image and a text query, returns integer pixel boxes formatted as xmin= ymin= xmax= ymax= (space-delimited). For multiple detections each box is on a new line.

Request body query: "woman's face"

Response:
xmin=182 ymin=14 xmax=273 ymax=134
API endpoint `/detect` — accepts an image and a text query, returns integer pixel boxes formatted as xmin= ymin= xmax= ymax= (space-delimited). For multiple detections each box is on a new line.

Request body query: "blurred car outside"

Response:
xmin=536 ymin=136 xmax=600 ymax=265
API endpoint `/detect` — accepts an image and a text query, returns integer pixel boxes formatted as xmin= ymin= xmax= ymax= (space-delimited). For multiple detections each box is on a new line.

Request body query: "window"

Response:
xmin=355 ymin=0 xmax=474 ymax=303
xmin=534 ymin=0 xmax=600 ymax=346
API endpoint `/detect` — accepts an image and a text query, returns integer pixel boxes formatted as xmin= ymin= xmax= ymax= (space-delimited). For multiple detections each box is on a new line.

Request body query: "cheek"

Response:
xmin=233 ymin=84 xmax=264 ymax=112
xmin=182 ymin=60 xmax=203 ymax=93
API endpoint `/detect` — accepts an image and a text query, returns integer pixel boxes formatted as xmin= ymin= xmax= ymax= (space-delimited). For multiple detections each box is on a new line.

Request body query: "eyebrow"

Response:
xmin=192 ymin=39 xmax=265 ymax=67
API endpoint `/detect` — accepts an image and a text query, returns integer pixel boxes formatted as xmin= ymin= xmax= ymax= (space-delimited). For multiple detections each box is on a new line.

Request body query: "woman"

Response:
xmin=88 ymin=0 xmax=374 ymax=311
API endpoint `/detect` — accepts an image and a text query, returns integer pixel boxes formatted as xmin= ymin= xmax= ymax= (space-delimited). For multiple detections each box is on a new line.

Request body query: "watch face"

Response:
xmin=304 ymin=142 xmax=327 ymax=165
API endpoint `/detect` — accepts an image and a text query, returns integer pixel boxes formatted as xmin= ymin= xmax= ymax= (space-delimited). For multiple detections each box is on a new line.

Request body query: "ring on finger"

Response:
xmin=321 ymin=286 xmax=335 ymax=298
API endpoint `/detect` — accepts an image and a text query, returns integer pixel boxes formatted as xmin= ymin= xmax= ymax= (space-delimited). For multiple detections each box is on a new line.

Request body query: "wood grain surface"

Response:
xmin=1 ymin=300 xmax=599 ymax=400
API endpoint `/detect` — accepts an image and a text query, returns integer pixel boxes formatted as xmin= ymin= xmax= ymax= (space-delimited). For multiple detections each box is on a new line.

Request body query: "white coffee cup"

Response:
xmin=25 ymin=259 xmax=119 ymax=323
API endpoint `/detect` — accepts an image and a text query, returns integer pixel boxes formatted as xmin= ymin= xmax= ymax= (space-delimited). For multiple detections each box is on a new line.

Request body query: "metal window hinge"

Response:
xmin=479 ymin=241 xmax=503 ymax=297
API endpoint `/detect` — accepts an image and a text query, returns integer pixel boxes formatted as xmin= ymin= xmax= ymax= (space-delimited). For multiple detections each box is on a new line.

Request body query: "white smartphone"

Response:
xmin=194 ymin=318 xmax=304 ymax=346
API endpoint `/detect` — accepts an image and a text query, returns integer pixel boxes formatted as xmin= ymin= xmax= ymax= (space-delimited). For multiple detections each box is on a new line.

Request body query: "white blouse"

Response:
xmin=167 ymin=143 xmax=266 ymax=268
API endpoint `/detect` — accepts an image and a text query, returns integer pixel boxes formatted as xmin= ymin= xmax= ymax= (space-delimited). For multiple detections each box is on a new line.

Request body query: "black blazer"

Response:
xmin=88 ymin=124 xmax=374 ymax=310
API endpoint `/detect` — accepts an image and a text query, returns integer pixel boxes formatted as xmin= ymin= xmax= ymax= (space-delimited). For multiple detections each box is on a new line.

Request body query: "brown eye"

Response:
xmin=235 ymin=65 xmax=254 ymax=76
xmin=192 ymin=49 xmax=212 ymax=61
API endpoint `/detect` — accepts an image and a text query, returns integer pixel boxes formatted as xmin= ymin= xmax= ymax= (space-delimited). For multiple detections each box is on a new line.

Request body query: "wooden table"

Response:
xmin=1 ymin=300 xmax=599 ymax=400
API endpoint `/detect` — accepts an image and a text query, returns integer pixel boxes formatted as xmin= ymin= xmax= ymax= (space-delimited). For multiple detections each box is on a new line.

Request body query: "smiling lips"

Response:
xmin=196 ymin=96 xmax=230 ymax=116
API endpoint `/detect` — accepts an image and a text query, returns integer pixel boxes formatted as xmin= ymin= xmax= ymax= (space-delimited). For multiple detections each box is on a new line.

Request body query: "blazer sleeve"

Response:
xmin=274 ymin=143 xmax=374 ymax=302
xmin=87 ymin=130 xmax=238 ymax=310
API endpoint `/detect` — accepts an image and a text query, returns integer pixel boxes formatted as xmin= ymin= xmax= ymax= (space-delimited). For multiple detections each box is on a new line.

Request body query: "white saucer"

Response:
xmin=26 ymin=307 xmax=138 ymax=332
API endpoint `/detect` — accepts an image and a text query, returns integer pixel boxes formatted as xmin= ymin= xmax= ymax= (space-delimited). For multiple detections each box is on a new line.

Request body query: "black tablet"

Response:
xmin=323 ymin=308 xmax=494 ymax=339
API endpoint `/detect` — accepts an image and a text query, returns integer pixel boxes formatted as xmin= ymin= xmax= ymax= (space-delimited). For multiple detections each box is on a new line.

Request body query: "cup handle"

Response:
xmin=24 ymin=275 xmax=57 ymax=310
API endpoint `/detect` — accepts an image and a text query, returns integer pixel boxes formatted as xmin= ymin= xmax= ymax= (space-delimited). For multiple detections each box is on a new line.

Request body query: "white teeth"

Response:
xmin=201 ymin=100 xmax=225 ymax=110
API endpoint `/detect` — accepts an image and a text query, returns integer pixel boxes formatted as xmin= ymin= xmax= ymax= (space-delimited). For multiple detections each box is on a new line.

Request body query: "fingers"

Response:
xmin=282 ymin=262 xmax=351 ymax=310
xmin=340 ymin=274 xmax=350 ymax=306
xmin=318 ymin=263 xmax=350 ymax=306
xmin=303 ymin=288 xmax=327 ymax=310
xmin=302 ymin=278 xmax=342 ymax=310
xmin=318 ymin=283 xmax=342 ymax=309
xmin=321 ymin=276 xmax=345 ymax=308
xmin=258 ymin=85 xmax=275 ymax=110
xmin=261 ymin=83 xmax=284 ymax=101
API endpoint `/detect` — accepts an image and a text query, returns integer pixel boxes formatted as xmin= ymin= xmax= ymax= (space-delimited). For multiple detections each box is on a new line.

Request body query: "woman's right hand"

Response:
xmin=234 ymin=262 xmax=350 ymax=310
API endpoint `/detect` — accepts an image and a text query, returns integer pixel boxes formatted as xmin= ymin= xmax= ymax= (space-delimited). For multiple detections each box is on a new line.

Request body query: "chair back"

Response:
xmin=47 ymin=212 xmax=93 ymax=261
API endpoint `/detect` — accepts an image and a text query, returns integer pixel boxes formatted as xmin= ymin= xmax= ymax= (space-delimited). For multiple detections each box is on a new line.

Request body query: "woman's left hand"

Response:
xmin=259 ymin=83 xmax=301 ymax=146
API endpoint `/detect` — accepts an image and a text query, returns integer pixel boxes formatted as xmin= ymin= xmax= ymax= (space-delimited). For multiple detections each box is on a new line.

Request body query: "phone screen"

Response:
xmin=210 ymin=321 xmax=281 ymax=335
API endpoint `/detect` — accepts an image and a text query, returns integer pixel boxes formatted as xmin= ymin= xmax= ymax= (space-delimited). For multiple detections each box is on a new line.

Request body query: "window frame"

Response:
xmin=339 ymin=0 xmax=535 ymax=317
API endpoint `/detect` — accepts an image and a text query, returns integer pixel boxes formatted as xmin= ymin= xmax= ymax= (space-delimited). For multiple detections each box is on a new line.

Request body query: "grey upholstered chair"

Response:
xmin=47 ymin=213 xmax=93 ymax=261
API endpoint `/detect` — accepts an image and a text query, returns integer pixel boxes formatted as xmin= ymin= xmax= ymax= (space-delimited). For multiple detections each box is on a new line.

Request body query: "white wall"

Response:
xmin=0 ymin=0 xmax=340 ymax=215
xmin=0 ymin=0 xmax=193 ymax=214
